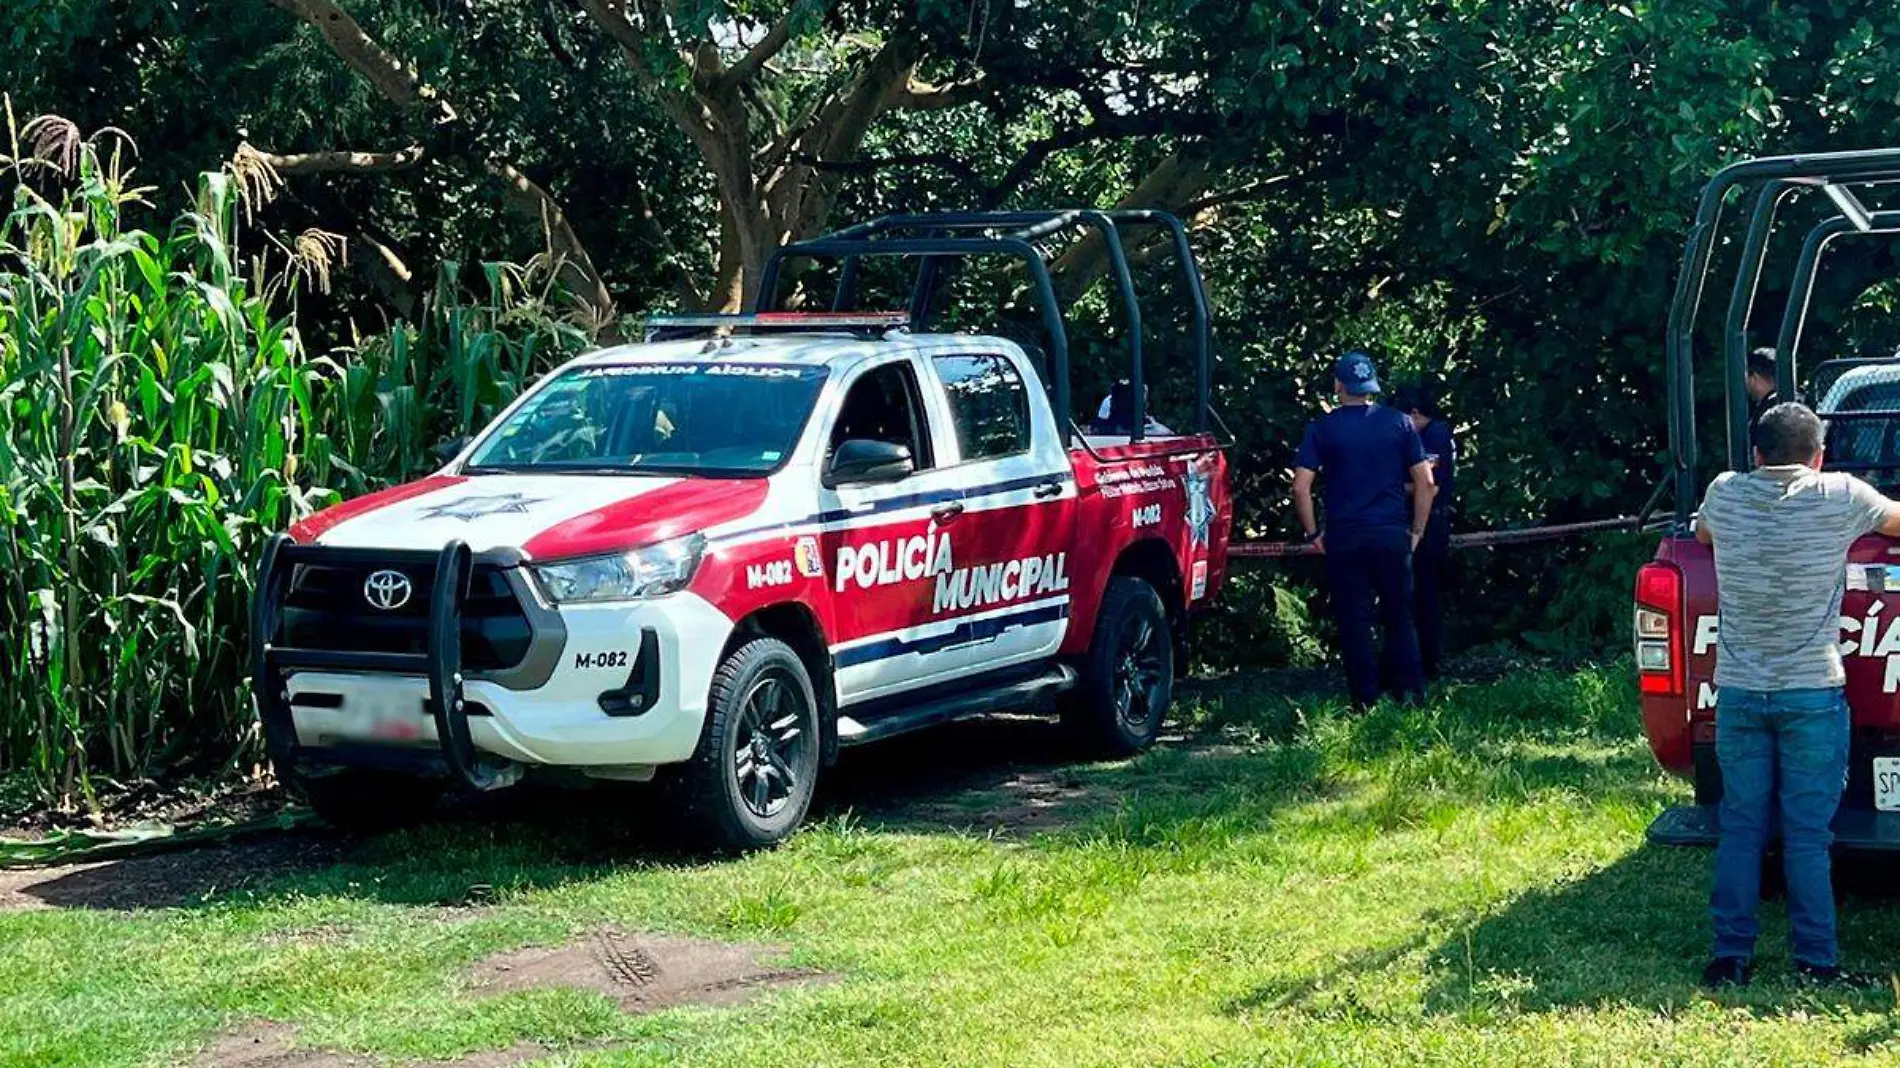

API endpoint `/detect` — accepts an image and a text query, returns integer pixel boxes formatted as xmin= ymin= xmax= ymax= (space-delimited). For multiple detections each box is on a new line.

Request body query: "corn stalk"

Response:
xmin=0 ymin=117 xmax=591 ymax=807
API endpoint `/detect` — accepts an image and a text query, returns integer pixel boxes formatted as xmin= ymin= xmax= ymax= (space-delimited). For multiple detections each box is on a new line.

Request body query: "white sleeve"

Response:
xmin=1097 ymin=396 xmax=1113 ymax=419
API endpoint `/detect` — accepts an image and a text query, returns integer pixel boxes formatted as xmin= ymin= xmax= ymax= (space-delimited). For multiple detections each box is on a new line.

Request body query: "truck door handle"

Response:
xmin=931 ymin=502 xmax=965 ymax=523
xmin=1033 ymin=480 xmax=1064 ymax=499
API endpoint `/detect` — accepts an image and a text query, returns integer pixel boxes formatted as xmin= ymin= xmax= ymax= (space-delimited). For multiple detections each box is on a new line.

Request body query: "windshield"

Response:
xmin=465 ymin=362 xmax=828 ymax=476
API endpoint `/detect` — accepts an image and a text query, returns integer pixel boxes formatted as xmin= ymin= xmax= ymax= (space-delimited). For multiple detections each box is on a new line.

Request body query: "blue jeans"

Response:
xmin=1711 ymin=686 xmax=1850 ymax=966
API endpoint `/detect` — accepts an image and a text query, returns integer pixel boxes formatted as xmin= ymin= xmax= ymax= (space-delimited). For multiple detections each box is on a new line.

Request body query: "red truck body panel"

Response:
xmin=1645 ymin=533 xmax=1900 ymax=780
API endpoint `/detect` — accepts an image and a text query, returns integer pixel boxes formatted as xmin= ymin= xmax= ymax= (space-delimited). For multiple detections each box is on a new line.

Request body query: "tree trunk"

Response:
xmin=261 ymin=0 xmax=615 ymax=321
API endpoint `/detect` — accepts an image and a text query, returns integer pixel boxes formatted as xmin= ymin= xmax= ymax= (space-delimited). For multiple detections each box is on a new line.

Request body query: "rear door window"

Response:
xmin=933 ymin=353 xmax=1031 ymax=462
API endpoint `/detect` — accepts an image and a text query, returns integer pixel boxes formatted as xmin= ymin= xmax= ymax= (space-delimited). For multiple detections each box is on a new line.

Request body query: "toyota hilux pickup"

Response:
xmin=1639 ymin=150 xmax=1900 ymax=851
xmin=253 ymin=210 xmax=1232 ymax=848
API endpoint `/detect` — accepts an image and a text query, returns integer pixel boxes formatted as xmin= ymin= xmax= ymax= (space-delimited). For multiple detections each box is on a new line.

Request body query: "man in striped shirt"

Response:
xmin=1694 ymin=401 xmax=1900 ymax=989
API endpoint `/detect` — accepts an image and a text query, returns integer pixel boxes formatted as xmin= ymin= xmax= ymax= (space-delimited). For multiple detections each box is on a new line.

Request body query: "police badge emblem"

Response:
xmin=418 ymin=492 xmax=544 ymax=521
xmin=1183 ymin=469 xmax=1214 ymax=547
xmin=794 ymin=535 xmax=825 ymax=579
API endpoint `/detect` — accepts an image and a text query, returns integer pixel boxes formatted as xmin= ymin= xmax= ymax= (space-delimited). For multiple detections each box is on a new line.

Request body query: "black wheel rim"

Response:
xmin=733 ymin=672 xmax=811 ymax=819
xmin=1113 ymin=614 xmax=1168 ymax=733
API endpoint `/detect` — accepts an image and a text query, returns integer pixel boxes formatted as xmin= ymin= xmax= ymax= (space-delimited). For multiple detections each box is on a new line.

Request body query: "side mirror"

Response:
xmin=827 ymin=439 xmax=914 ymax=486
xmin=433 ymin=435 xmax=472 ymax=463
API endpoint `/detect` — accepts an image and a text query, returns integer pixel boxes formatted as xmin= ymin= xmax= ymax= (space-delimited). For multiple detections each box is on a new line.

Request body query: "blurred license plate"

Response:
xmin=359 ymin=692 xmax=425 ymax=741
xmin=1877 ymin=758 xmax=1900 ymax=812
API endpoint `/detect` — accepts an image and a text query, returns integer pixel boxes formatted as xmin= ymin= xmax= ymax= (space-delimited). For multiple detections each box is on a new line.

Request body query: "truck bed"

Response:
xmin=1644 ymin=531 xmax=1900 ymax=849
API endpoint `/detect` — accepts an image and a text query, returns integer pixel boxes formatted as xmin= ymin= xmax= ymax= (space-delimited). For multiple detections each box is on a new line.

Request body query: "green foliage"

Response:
xmin=311 ymin=261 xmax=592 ymax=498
xmin=0 ymin=128 xmax=590 ymax=803
xmin=0 ymin=134 xmax=320 ymax=799
xmin=13 ymin=0 xmax=1900 ymax=781
xmin=1194 ymin=568 xmax=1329 ymax=671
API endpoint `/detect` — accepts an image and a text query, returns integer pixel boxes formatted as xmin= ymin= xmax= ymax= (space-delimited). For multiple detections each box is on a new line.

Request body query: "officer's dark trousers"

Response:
xmin=1325 ymin=529 xmax=1424 ymax=708
xmin=1413 ymin=512 xmax=1451 ymax=680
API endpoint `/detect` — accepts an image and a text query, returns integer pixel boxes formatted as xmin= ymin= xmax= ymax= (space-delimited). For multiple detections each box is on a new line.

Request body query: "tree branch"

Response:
xmin=356 ymin=228 xmax=413 ymax=282
xmin=574 ymin=0 xmax=755 ymax=263
xmin=248 ymin=144 xmax=426 ymax=175
xmin=720 ymin=9 xmax=800 ymax=89
xmin=489 ymin=162 xmax=617 ymax=320
xmin=984 ymin=110 xmax=1222 ymax=209
xmin=1051 ymin=151 xmax=1211 ymax=300
xmin=777 ymin=36 xmax=921 ymax=240
xmin=1176 ymin=173 xmax=1297 ymax=218
xmin=787 ymin=150 xmax=990 ymax=196
xmin=264 ymin=0 xmax=450 ymax=121
xmin=888 ymin=73 xmax=986 ymax=111
xmin=625 ymin=179 xmax=706 ymax=308
xmin=572 ymin=0 xmax=689 ymax=110
xmin=536 ymin=0 xmax=580 ymax=70
xmin=262 ymin=0 xmax=613 ymax=320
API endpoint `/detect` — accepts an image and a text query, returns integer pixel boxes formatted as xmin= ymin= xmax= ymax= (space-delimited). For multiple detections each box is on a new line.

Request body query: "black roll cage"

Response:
xmin=1660 ymin=149 xmax=1900 ymax=528
xmin=751 ymin=209 xmax=1215 ymax=448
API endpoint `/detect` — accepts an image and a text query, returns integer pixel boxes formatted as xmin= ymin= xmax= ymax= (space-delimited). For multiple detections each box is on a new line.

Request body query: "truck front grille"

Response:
xmin=279 ymin=558 xmax=533 ymax=671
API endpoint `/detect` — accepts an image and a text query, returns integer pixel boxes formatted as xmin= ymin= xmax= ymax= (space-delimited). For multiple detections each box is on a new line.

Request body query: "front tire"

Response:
xmin=298 ymin=769 xmax=444 ymax=833
xmin=1064 ymin=577 xmax=1174 ymax=755
xmin=671 ymin=637 xmax=822 ymax=850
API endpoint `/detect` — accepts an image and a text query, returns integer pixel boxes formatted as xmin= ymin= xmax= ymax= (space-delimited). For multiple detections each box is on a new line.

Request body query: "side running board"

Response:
xmin=836 ymin=664 xmax=1077 ymax=746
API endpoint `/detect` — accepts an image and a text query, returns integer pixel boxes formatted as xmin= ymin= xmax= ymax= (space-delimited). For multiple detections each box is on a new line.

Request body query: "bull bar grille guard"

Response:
xmin=252 ymin=533 xmax=514 ymax=791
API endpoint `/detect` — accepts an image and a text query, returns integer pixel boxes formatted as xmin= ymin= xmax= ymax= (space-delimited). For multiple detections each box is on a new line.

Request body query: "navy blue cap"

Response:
xmin=1333 ymin=351 xmax=1381 ymax=396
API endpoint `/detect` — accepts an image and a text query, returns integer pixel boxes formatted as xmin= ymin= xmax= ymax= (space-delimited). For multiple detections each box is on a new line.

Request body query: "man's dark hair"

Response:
xmin=1391 ymin=382 xmax=1441 ymax=420
xmin=1747 ymin=346 xmax=1778 ymax=382
xmin=1754 ymin=402 xmax=1824 ymax=466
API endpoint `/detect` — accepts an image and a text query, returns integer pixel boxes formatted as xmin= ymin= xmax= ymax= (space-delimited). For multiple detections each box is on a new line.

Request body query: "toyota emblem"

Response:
xmin=363 ymin=569 xmax=414 ymax=611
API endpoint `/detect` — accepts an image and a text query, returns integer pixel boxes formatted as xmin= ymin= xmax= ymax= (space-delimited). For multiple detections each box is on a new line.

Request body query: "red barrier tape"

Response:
xmin=1227 ymin=516 xmax=1641 ymax=559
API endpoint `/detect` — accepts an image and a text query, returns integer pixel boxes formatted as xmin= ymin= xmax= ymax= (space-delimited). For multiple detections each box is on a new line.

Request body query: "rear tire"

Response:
xmin=298 ymin=770 xmax=444 ymax=833
xmin=1063 ymin=577 xmax=1174 ymax=755
xmin=669 ymin=637 xmax=822 ymax=851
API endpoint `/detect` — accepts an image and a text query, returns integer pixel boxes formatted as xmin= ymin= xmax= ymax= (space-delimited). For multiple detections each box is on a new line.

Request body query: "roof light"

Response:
xmin=644 ymin=312 xmax=910 ymax=331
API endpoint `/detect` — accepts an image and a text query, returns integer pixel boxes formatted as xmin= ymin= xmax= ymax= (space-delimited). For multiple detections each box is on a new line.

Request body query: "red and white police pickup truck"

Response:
xmin=253 ymin=211 xmax=1232 ymax=847
xmin=1638 ymin=150 xmax=1900 ymax=851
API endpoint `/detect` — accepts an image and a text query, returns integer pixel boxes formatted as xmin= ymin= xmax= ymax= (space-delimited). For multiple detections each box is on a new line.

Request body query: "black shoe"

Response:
xmin=1701 ymin=957 xmax=1752 ymax=990
xmin=1795 ymin=961 xmax=1885 ymax=989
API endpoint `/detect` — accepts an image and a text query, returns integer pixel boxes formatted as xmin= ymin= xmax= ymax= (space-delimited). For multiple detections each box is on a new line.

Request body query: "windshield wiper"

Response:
xmin=463 ymin=462 xmax=717 ymax=478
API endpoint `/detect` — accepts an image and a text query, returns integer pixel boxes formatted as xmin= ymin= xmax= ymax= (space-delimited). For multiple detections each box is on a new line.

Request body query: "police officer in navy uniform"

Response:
xmin=1392 ymin=384 xmax=1455 ymax=681
xmin=1291 ymin=353 xmax=1436 ymax=709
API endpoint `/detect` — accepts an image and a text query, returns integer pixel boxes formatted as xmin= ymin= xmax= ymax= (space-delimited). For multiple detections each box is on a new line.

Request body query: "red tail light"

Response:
xmin=1634 ymin=562 xmax=1685 ymax=697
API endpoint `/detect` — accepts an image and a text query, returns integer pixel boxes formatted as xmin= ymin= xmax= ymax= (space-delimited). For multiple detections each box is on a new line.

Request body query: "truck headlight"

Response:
xmin=534 ymin=534 xmax=706 ymax=603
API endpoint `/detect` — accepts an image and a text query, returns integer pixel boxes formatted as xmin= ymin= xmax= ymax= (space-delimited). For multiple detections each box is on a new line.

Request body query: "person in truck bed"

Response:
xmin=1745 ymin=347 xmax=1780 ymax=447
xmin=1693 ymin=402 xmax=1900 ymax=990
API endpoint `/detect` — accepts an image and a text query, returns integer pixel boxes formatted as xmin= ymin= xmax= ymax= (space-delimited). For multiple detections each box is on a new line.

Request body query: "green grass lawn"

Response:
xmin=3 ymin=665 xmax=1897 ymax=1067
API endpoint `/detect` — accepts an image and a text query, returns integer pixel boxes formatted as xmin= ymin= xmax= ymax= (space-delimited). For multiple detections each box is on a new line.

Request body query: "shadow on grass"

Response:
xmin=1414 ymin=846 xmax=1900 ymax=1018
xmin=1223 ymin=928 xmax=1441 ymax=1017
xmin=6 ymin=832 xmax=350 ymax=910
xmin=10 ymin=664 xmax=1650 ymax=916
xmin=7 ymin=712 xmax=1334 ymax=912
xmin=1209 ymin=845 xmax=1900 ymax=1024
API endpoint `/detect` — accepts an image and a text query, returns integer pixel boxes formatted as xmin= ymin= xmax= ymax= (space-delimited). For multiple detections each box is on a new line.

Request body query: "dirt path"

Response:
xmin=0 ymin=833 xmax=342 ymax=911
xmin=194 ymin=928 xmax=825 ymax=1067
xmin=0 ymin=674 xmax=1332 ymax=912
